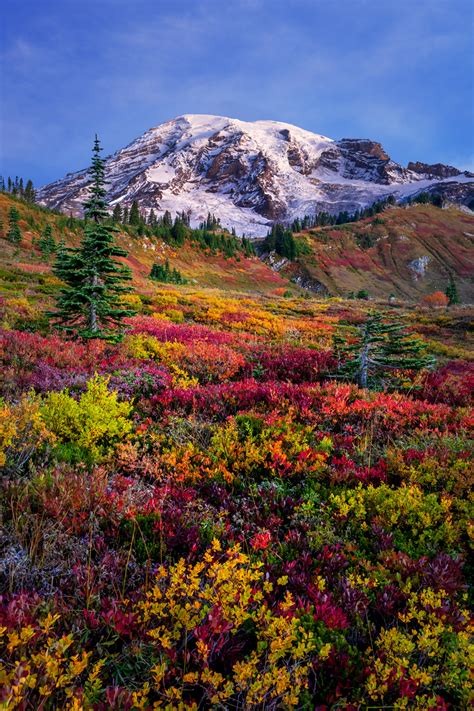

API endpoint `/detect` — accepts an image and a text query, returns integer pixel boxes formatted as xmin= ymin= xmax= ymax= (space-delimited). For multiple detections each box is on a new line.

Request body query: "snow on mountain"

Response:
xmin=37 ymin=114 xmax=474 ymax=237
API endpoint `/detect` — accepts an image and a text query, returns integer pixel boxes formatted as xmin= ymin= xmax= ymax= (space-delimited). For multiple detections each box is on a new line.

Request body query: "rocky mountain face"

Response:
xmin=37 ymin=115 xmax=474 ymax=237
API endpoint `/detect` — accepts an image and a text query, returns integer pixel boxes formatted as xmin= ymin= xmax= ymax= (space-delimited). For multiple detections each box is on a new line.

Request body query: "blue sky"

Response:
xmin=1 ymin=0 xmax=473 ymax=186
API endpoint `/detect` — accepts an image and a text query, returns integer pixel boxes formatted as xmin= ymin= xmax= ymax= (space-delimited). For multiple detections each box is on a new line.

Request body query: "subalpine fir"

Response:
xmin=50 ymin=136 xmax=135 ymax=340
xmin=334 ymin=311 xmax=435 ymax=389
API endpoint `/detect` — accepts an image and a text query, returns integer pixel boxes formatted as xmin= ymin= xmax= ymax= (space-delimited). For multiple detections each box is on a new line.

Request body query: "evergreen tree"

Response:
xmin=445 ymin=278 xmax=460 ymax=306
xmin=148 ymin=208 xmax=157 ymax=226
xmin=112 ymin=203 xmax=122 ymax=223
xmin=23 ymin=179 xmax=36 ymax=203
xmin=129 ymin=200 xmax=140 ymax=226
xmin=38 ymin=223 xmax=57 ymax=259
xmin=50 ymin=135 xmax=135 ymax=340
xmin=334 ymin=311 xmax=434 ymax=390
xmin=171 ymin=218 xmax=187 ymax=245
xmin=162 ymin=210 xmax=173 ymax=228
xmin=7 ymin=207 xmax=21 ymax=245
xmin=122 ymin=206 xmax=129 ymax=224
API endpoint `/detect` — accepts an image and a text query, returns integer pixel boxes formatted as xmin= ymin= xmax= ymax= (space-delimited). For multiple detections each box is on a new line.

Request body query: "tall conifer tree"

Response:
xmin=50 ymin=136 xmax=135 ymax=340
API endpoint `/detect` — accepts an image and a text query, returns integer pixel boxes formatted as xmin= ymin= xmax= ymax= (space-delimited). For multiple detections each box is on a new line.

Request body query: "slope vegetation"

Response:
xmin=0 ymin=193 xmax=291 ymax=306
xmin=282 ymin=204 xmax=474 ymax=301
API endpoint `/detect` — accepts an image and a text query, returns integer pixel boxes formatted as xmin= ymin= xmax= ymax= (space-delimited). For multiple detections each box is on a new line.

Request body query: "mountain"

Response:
xmin=37 ymin=114 xmax=474 ymax=237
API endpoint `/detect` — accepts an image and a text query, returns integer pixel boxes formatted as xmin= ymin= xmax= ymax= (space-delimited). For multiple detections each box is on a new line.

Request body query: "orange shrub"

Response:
xmin=421 ymin=291 xmax=449 ymax=309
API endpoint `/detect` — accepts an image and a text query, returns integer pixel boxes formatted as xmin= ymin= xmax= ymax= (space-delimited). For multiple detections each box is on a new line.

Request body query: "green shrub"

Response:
xmin=41 ymin=374 xmax=132 ymax=460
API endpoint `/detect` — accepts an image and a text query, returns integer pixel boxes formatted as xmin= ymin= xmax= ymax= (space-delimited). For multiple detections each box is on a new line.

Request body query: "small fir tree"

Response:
xmin=129 ymin=200 xmax=140 ymax=226
xmin=334 ymin=311 xmax=434 ymax=390
xmin=446 ymin=278 xmax=460 ymax=306
xmin=50 ymin=135 xmax=135 ymax=340
xmin=7 ymin=207 xmax=22 ymax=244
xmin=162 ymin=210 xmax=173 ymax=228
xmin=112 ymin=203 xmax=122 ymax=223
xmin=171 ymin=218 xmax=187 ymax=245
xmin=38 ymin=223 xmax=57 ymax=259
xmin=23 ymin=179 xmax=36 ymax=203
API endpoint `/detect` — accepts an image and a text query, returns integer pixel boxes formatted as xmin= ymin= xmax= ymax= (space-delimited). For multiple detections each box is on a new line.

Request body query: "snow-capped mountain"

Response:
xmin=38 ymin=114 xmax=474 ymax=237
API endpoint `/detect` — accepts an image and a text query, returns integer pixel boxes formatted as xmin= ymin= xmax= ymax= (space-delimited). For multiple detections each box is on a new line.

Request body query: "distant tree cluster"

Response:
xmin=406 ymin=192 xmax=443 ymax=207
xmin=150 ymin=259 xmax=187 ymax=284
xmin=262 ymin=224 xmax=297 ymax=260
xmin=192 ymin=230 xmax=255 ymax=258
xmin=199 ymin=212 xmax=221 ymax=231
xmin=1 ymin=176 xmax=36 ymax=203
xmin=110 ymin=201 xmax=254 ymax=257
xmin=261 ymin=196 xmax=399 ymax=261
xmin=291 ymin=195 xmax=397 ymax=232
xmin=261 ymin=191 xmax=445 ymax=263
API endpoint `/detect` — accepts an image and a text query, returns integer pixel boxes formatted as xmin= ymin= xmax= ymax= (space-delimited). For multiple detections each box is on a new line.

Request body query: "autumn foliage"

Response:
xmin=0 ymin=286 xmax=473 ymax=710
xmin=421 ymin=291 xmax=449 ymax=308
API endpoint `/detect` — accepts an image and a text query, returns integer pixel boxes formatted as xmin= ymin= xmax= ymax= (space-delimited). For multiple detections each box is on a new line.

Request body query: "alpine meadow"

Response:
xmin=1 ymin=1 xmax=473 ymax=709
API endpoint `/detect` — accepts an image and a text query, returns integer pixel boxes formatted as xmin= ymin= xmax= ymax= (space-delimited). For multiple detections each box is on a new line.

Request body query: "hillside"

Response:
xmin=0 ymin=193 xmax=291 ymax=306
xmin=279 ymin=204 xmax=474 ymax=301
xmin=2 ymin=194 xmax=473 ymax=310
xmin=37 ymin=114 xmax=474 ymax=236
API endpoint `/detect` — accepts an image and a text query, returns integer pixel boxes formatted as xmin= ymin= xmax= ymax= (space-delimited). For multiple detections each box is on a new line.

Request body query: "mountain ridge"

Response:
xmin=38 ymin=114 xmax=474 ymax=236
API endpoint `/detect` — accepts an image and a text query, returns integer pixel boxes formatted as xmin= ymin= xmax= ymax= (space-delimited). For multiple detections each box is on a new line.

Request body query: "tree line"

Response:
xmin=1 ymin=175 xmax=36 ymax=203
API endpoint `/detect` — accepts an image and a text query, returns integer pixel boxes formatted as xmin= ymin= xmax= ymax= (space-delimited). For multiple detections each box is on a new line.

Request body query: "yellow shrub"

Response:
xmin=133 ymin=542 xmax=317 ymax=708
xmin=151 ymin=290 xmax=179 ymax=307
xmin=41 ymin=374 xmax=132 ymax=459
xmin=121 ymin=293 xmax=143 ymax=310
xmin=0 ymin=403 xmax=16 ymax=467
xmin=365 ymin=588 xmax=473 ymax=706
xmin=125 ymin=333 xmax=185 ymax=362
xmin=1 ymin=297 xmax=40 ymax=330
xmin=164 ymin=308 xmax=184 ymax=323
xmin=0 ymin=395 xmax=53 ymax=471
